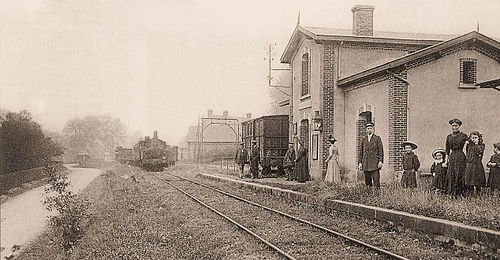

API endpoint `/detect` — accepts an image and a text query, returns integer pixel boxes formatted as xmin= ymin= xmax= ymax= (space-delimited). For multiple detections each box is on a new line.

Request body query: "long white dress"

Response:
xmin=325 ymin=145 xmax=340 ymax=184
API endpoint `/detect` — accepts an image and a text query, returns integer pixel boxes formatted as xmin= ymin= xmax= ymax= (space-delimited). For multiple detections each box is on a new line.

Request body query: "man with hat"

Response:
xmin=401 ymin=141 xmax=420 ymax=188
xmin=283 ymin=141 xmax=296 ymax=181
xmin=249 ymin=139 xmax=260 ymax=179
xmin=234 ymin=142 xmax=248 ymax=178
xmin=358 ymin=122 xmax=384 ymax=189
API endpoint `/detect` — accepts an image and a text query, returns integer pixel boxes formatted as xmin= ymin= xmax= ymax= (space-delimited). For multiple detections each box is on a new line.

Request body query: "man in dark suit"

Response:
xmin=358 ymin=122 xmax=384 ymax=188
xmin=250 ymin=139 xmax=260 ymax=179
xmin=234 ymin=142 xmax=248 ymax=178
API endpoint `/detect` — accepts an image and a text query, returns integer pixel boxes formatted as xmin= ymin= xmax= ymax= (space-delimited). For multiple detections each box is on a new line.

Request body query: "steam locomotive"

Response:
xmin=115 ymin=131 xmax=178 ymax=171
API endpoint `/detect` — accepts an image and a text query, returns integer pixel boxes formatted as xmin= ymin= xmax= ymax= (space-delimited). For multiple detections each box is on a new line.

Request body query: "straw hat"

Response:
xmin=402 ymin=141 xmax=417 ymax=150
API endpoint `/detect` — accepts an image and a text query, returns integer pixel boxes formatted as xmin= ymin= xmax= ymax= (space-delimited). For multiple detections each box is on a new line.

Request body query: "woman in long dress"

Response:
xmin=295 ymin=138 xmax=309 ymax=183
xmin=325 ymin=135 xmax=340 ymax=184
xmin=445 ymin=118 xmax=468 ymax=196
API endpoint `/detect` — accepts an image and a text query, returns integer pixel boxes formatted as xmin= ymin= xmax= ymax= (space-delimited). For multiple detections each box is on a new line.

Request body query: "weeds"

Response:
xmin=43 ymin=164 xmax=89 ymax=253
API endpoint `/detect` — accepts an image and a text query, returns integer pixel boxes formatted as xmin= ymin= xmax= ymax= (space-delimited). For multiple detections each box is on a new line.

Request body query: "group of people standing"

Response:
xmin=234 ymin=139 xmax=310 ymax=182
xmin=236 ymin=118 xmax=500 ymax=195
xmin=432 ymin=118 xmax=500 ymax=196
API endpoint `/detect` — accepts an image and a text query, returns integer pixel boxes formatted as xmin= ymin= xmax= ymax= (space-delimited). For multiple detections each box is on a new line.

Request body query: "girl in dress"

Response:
xmin=464 ymin=131 xmax=486 ymax=195
xmin=431 ymin=148 xmax=447 ymax=192
xmin=324 ymin=135 xmax=340 ymax=184
xmin=486 ymin=143 xmax=500 ymax=194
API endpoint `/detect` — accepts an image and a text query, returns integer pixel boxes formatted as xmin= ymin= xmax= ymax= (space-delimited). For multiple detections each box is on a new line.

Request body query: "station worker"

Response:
xmin=249 ymin=139 xmax=260 ymax=179
xmin=358 ymin=122 xmax=384 ymax=189
xmin=234 ymin=142 xmax=248 ymax=178
xmin=283 ymin=142 xmax=296 ymax=181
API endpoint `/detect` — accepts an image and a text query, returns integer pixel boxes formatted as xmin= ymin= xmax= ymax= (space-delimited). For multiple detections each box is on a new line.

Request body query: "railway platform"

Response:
xmin=198 ymin=172 xmax=500 ymax=251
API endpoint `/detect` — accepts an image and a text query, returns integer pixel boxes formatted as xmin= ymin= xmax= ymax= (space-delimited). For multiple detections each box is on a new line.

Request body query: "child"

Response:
xmin=464 ymin=131 xmax=486 ymax=195
xmin=486 ymin=143 xmax=500 ymax=194
xmin=431 ymin=148 xmax=447 ymax=192
xmin=401 ymin=141 xmax=420 ymax=188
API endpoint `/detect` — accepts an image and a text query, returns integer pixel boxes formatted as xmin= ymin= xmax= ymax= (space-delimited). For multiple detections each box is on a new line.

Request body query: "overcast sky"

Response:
xmin=1 ymin=0 xmax=499 ymax=145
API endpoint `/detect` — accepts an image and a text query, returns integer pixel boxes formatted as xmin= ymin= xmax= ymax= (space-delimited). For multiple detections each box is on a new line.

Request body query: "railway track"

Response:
xmin=149 ymin=172 xmax=410 ymax=260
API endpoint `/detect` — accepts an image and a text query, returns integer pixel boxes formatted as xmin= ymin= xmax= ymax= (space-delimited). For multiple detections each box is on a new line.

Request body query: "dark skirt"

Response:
xmin=401 ymin=171 xmax=417 ymax=188
xmin=447 ymin=151 xmax=466 ymax=195
xmin=488 ymin=168 xmax=500 ymax=189
xmin=433 ymin=172 xmax=447 ymax=191
xmin=464 ymin=162 xmax=486 ymax=187
xmin=295 ymin=159 xmax=309 ymax=182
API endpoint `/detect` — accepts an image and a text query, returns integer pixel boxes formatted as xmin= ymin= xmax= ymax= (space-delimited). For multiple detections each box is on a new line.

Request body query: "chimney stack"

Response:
xmin=351 ymin=5 xmax=375 ymax=36
xmin=246 ymin=113 xmax=252 ymax=119
xmin=207 ymin=109 xmax=213 ymax=117
xmin=222 ymin=110 xmax=228 ymax=117
xmin=153 ymin=130 xmax=158 ymax=139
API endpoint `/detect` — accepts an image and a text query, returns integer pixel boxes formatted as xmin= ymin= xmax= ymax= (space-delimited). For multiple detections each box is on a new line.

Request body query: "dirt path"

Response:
xmin=0 ymin=165 xmax=101 ymax=259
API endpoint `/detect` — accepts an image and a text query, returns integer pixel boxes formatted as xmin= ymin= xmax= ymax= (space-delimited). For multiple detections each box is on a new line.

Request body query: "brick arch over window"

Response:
xmin=301 ymin=53 xmax=309 ymax=96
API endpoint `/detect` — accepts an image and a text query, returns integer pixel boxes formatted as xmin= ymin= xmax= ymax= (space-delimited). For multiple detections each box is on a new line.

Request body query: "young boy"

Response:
xmin=486 ymin=143 xmax=500 ymax=194
xmin=401 ymin=141 xmax=420 ymax=188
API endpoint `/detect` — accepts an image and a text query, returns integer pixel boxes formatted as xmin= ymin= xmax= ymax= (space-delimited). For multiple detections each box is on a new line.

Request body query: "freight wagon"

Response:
xmin=241 ymin=115 xmax=289 ymax=177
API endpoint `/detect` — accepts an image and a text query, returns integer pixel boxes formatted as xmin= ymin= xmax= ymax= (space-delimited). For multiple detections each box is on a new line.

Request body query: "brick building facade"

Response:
xmin=280 ymin=5 xmax=500 ymax=182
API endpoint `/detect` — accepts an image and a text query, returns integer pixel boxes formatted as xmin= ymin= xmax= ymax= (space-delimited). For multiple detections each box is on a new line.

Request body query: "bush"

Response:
xmin=43 ymin=164 xmax=89 ymax=252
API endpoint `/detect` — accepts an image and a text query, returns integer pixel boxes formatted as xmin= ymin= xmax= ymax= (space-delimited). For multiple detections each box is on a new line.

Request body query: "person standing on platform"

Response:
xmin=445 ymin=118 xmax=468 ymax=196
xmin=358 ymin=122 xmax=384 ymax=189
xmin=234 ymin=142 xmax=248 ymax=178
xmin=249 ymin=139 xmax=260 ymax=179
xmin=283 ymin=142 xmax=296 ymax=181
xmin=401 ymin=141 xmax=420 ymax=188
xmin=431 ymin=148 xmax=448 ymax=192
xmin=464 ymin=131 xmax=486 ymax=195
xmin=324 ymin=135 xmax=340 ymax=184
xmin=486 ymin=143 xmax=500 ymax=194
xmin=295 ymin=138 xmax=309 ymax=183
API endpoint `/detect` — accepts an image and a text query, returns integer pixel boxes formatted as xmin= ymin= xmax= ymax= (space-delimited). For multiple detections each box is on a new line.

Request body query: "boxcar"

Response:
xmin=241 ymin=115 xmax=289 ymax=177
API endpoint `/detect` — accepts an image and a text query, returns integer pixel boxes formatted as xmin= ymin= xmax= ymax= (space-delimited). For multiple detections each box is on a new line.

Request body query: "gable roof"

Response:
xmin=280 ymin=25 xmax=454 ymax=63
xmin=338 ymin=31 xmax=500 ymax=87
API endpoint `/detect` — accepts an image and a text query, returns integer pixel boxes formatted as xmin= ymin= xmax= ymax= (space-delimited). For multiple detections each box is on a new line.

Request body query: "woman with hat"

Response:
xmin=445 ymin=118 xmax=468 ymax=196
xmin=324 ymin=135 xmax=340 ymax=184
xmin=464 ymin=131 xmax=486 ymax=195
xmin=295 ymin=138 xmax=309 ymax=183
xmin=283 ymin=142 xmax=296 ymax=181
xmin=431 ymin=148 xmax=447 ymax=192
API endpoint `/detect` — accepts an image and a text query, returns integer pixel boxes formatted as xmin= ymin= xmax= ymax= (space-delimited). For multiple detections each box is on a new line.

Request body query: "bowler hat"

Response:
xmin=448 ymin=118 xmax=462 ymax=126
xmin=402 ymin=141 xmax=417 ymax=150
xmin=494 ymin=143 xmax=500 ymax=150
xmin=365 ymin=122 xmax=375 ymax=127
xmin=432 ymin=148 xmax=446 ymax=159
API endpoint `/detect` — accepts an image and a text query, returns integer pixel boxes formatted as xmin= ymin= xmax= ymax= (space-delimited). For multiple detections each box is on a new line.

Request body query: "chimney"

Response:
xmin=153 ymin=130 xmax=158 ymax=139
xmin=222 ymin=110 xmax=228 ymax=117
xmin=207 ymin=109 xmax=213 ymax=117
xmin=246 ymin=113 xmax=252 ymax=119
xmin=351 ymin=5 xmax=375 ymax=36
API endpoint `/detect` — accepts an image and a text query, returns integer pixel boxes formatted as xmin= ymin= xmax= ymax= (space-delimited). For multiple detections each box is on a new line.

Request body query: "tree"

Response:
xmin=0 ymin=109 xmax=63 ymax=173
xmin=62 ymin=115 xmax=126 ymax=159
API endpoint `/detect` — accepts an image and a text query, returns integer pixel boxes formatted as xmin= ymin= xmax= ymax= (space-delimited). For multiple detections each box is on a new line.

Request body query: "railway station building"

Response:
xmin=280 ymin=5 xmax=500 ymax=183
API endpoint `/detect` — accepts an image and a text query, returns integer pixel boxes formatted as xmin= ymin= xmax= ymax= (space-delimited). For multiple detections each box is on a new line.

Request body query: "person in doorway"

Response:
xmin=295 ymin=138 xmax=309 ymax=183
xmin=445 ymin=118 xmax=468 ymax=196
xmin=234 ymin=142 xmax=248 ymax=178
xmin=249 ymin=139 xmax=260 ymax=179
xmin=358 ymin=122 xmax=384 ymax=189
xmin=464 ymin=131 xmax=486 ymax=195
xmin=486 ymin=143 xmax=500 ymax=194
xmin=324 ymin=135 xmax=340 ymax=184
xmin=401 ymin=141 xmax=420 ymax=188
xmin=283 ymin=142 xmax=296 ymax=181
xmin=431 ymin=148 xmax=448 ymax=192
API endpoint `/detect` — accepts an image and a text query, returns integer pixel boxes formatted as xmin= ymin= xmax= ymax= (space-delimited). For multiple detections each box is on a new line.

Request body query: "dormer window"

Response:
xmin=301 ymin=53 xmax=310 ymax=96
xmin=460 ymin=58 xmax=477 ymax=88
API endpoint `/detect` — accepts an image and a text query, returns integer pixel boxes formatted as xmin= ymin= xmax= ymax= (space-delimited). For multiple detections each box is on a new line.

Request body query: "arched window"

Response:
xmin=301 ymin=53 xmax=309 ymax=96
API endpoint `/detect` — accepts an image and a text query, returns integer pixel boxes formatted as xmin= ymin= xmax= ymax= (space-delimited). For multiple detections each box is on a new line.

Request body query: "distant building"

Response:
xmin=181 ymin=110 xmax=252 ymax=161
xmin=281 ymin=5 xmax=500 ymax=182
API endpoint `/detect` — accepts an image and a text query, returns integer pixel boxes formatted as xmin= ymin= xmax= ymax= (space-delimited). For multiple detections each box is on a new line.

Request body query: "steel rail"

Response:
xmin=168 ymin=173 xmax=410 ymax=260
xmin=152 ymin=174 xmax=297 ymax=260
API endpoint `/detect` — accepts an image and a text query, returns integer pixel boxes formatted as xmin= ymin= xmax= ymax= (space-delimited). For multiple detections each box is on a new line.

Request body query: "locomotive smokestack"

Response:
xmin=153 ymin=130 xmax=158 ymax=139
